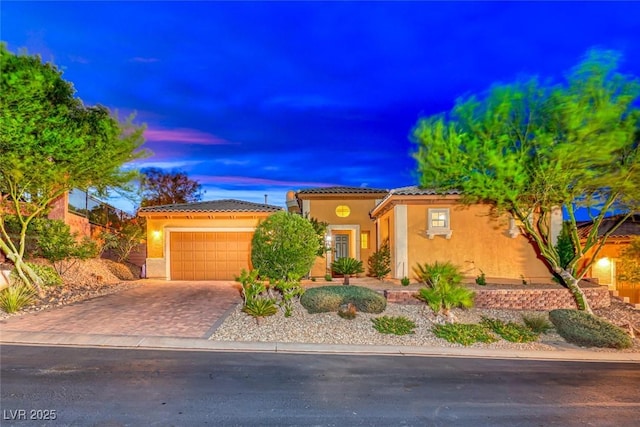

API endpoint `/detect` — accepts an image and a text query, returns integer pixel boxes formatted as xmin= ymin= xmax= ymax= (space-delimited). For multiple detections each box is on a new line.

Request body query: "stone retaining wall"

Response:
xmin=384 ymin=286 xmax=611 ymax=310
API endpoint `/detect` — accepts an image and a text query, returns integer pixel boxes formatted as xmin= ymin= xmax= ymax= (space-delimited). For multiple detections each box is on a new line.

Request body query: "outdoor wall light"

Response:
xmin=596 ymin=257 xmax=611 ymax=268
xmin=152 ymin=230 xmax=162 ymax=239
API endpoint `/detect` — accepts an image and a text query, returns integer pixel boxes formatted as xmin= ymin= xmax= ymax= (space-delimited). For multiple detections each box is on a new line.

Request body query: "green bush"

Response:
xmin=415 ymin=261 xmax=473 ymax=317
xmin=368 ymin=239 xmax=391 ymax=280
xmin=331 ymin=257 xmax=364 ymax=285
xmin=99 ymin=219 xmax=145 ymax=262
xmin=0 ymin=283 xmax=35 ymax=313
xmin=475 ymin=271 xmax=486 ymax=286
xmin=372 ymin=316 xmax=416 ymax=335
xmin=522 ymin=314 xmax=554 ymax=334
xmin=300 ymin=285 xmax=386 ymax=314
xmin=11 ymin=263 xmax=62 ymax=288
xmin=251 ymin=212 xmax=320 ymax=280
xmin=34 ymin=220 xmax=98 ymax=271
xmin=414 ymin=261 xmax=463 ymax=287
xmin=400 ymin=276 xmax=410 ymax=286
xmin=242 ymin=297 xmax=278 ymax=321
xmin=432 ymin=323 xmax=497 ymax=346
xmin=480 ymin=317 xmax=539 ymax=343
xmin=324 ymin=274 xmax=333 ymax=282
xmin=549 ymin=309 xmax=633 ymax=349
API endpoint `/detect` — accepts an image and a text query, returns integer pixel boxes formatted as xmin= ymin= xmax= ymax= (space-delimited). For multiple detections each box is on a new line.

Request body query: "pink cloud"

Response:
xmin=144 ymin=128 xmax=231 ymax=145
xmin=194 ymin=175 xmax=337 ymax=187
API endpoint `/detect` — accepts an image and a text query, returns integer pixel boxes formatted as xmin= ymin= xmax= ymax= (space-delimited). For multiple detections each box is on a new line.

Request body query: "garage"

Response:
xmin=138 ymin=199 xmax=282 ymax=281
xmin=169 ymin=231 xmax=253 ymax=280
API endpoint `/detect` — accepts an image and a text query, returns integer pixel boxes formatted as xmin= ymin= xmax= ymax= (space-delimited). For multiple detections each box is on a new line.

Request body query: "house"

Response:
xmin=286 ymin=186 xmax=388 ymax=277
xmin=578 ymin=214 xmax=640 ymax=302
xmin=369 ymin=186 xmax=556 ymax=282
xmin=138 ymin=199 xmax=282 ymax=280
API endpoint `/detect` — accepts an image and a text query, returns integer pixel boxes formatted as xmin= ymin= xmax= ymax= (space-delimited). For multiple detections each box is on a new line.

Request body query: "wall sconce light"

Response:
xmin=152 ymin=230 xmax=162 ymax=239
xmin=596 ymin=257 xmax=611 ymax=268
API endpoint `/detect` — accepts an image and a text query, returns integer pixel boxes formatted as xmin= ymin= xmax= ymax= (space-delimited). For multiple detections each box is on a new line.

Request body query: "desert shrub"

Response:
xmin=251 ymin=212 xmax=319 ymax=280
xmin=480 ymin=317 xmax=539 ymax=343
xmin=372 ymin=316 xmax=416 ymax=335
xmin=549 ymin=309 xmax=633 ymax=349
xmin=324 ymin=274 xmax=333 ymax=282
xmin=242 ymin=298 xmax=278 ymax=320
xmin=34 ymin=220 xmax=98 ymax=271
xmin=432 ymin=323 xmax=497 ymax=346
xmin=331 ymin=257 xmax=364 ymax=285
xmin=100 ymin=219 xmax=145 ymax=262
xmin=236 ymin=269 xmax=278 ymax=323
xmin=11 ymin=263 xmax=62 ymax=288
xmin=414 ymin=261 xmax=462 ymax=287
xmin=102 ymin=259 xmax=135 ymax=280
xmin=475 ymin=271 xmax=486 ymax=286
xmin=368 ymin=239 xmax=391 ymax=280
xmin=401 ymin=276 xmax=410 ymax=286
xmin=0 ymin=283 xmax=35 ymax=313
xmin=522 ymin=314 xmax=554 ymax=334
xmin=300 ymin=285 xmax=386 ymax=314
xmin=274 ymin=278 xmax=304 ymax=317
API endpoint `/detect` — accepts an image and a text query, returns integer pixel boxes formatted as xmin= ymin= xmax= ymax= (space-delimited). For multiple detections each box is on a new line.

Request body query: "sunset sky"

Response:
xmin=3 ymin=1 xmax=640 ymax=212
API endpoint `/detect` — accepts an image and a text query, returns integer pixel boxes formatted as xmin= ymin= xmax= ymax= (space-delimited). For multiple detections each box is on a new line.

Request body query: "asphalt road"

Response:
xmin=1 ymin=345 xmax=639 ymax=426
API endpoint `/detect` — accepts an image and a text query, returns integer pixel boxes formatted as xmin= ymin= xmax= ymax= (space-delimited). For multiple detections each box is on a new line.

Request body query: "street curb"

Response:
xmin=2 ymin=330 xmax=639 ymax=363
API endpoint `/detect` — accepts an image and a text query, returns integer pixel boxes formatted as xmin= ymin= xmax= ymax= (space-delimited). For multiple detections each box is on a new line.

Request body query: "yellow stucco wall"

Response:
xmin=302 ymin=197 xmax=379 ymax=277
xmin=380 ymin=202 xmax=552 ymax=282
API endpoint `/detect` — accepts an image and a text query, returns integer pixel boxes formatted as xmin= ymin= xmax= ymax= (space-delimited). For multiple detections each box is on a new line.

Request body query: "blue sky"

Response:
xmin=3 ymin=1 xmax=640 ymax=212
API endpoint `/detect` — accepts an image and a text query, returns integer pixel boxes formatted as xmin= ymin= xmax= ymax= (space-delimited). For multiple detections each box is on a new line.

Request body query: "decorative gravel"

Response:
xmin=210 ymin=301 xmax=583 ymax=351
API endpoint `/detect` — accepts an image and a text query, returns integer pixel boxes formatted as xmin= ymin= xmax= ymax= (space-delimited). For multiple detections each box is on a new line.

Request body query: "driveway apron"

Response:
xmin=0 ymin=280 xmax=242 ymax=339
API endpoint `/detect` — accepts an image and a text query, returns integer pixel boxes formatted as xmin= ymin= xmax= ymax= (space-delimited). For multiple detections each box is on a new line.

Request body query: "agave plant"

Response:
xmin=331 ymin=257 xmax=364 ymax=285
xmin=0 ymin=283 xmax=35 ymax=314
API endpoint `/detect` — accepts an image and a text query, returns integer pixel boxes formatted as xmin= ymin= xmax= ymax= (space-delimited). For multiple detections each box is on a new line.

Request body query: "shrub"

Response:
xmin=432 ymin=323 xmax=497 ymax=346
xmin=11 ymin=263 xmax=62 ymax=288
xmin=324 ymin=274 xmax=333 ymax=282
xmin=32 ymin=219 xmax=99 ymax=274
xmin=414 ymin=261 xmax=462 ymax=287
xmin=368 ymin=239 xmax=391 ymax=280
xmin=417 ymin=282 xmax=474 ymax=317
xmin=251 ymin=212 xmax=320 ymax=280
xmin=480 ymin=317 xmax=539 ymax=343
xmin=0 ymin=284 xmax=35 ymax=313
xmin=242 ymin=298 xmax=278 ymax=322
xmin=372 ymin=316 xmax=416 ymax=335
xmin=522 ymin=314 xmax=553 ymax=334
xmin=549 ymin=309 xmax=633 ymax=349
xmin=331 ymin=257 xmax=364 ymax=285
xmin=300 ymin=285 xmax=386 ymax=314
xmin=401 ymin=276 xmax=410 ymax=286
xmin=99 ymin=219 xmax=145 ymax=262
xmin=274 ymin=278 xmax=304 ymax=317
xmin=475 ymin=271 xmax=486 ymax=286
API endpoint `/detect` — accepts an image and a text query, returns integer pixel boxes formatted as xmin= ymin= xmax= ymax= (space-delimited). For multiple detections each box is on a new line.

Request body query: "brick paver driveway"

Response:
xmin=0 ymin=280 xmax=242 ymax=338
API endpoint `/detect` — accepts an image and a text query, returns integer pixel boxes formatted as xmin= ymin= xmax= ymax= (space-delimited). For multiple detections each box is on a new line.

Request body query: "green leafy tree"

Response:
xmin=251 ymin=212 xmax=319 ymax=280
xmin=413 ymin=50 xmax=640 ymax=313
xmin=139 ymin=168 xmax=202 ymax=207
xmin=555 ymin=223 xmax=576 ymax=270
xmin=99 ymin=218 xmax=146 ymax=262
xmin=0 ymin=44 xmax=147 ymax=295
xmin=307 ymin=216 xmax=329 ymax=257
xmin=617 ymin=237 xmax=640 ymax=286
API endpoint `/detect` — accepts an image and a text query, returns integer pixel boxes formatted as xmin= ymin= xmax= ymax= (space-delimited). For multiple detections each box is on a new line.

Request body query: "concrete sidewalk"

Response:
xmin=2 ymin=329 xmax=639 ymax=363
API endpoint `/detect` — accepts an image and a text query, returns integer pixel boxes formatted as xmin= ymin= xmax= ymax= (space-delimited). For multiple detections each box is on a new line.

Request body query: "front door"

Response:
xmin=334 ymin=234 xmax=349 ymax=260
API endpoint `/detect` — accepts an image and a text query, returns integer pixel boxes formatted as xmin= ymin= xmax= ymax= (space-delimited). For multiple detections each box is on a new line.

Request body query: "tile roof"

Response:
xmin=577 ymin=214 xmax=640 ymax=239
xmin=138 ymin=199 xmax=283 ymax=214
xmin=386 ymin=185 xmax=462 ymax=196
xmin=296 ymin=186 xmax=388 ymax=195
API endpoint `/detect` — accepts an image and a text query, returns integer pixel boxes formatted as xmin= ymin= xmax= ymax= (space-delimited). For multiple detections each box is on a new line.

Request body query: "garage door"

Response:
xmin=169 ymin=231 xmax=253 ymax=280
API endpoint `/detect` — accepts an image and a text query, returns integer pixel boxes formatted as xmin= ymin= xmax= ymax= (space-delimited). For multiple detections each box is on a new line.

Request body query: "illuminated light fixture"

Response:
xmin=335 ymin=205 xmax=351 ymax=218
xmin=596 ymin=257 xmax=611 ymax=268
xmin=152 ymin=230 xmax=162 ymax=239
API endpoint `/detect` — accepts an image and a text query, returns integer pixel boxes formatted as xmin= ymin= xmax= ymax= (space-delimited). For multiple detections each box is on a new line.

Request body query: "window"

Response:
xmin=361 ymin=231 xmax=370 ymax=249
xmin=335 ymin=205 xmax=351 ymax=218
xmin=427 ymin=208 xmax=452 ymax=239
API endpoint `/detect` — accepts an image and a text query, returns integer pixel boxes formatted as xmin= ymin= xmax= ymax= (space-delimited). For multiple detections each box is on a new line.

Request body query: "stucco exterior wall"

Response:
xmin=399 ymin=202 xmax=552 ymax=282
xmin=143 ymin=215 xmax=268 ymax=279
xmin=47 ymin=193 xmax=91 ymax=238
xmin=302 ymin=198 xmax=378 ymax=278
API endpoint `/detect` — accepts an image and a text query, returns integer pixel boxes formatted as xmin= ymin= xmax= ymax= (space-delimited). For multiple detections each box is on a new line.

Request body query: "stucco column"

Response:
xmin=393 ymin=205 xmax=408 ymax=279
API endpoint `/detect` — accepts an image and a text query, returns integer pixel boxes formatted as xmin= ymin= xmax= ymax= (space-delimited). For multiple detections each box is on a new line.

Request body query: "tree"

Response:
xmin=0 ymin=44 xmax=146 ymax=294
xmin=139 ymin=168 xmax=202 ymax=207
xmin=413 ymin=50 xmax=640 ymax=313
xmin=251 ymin=211 xmax=319 ymax=280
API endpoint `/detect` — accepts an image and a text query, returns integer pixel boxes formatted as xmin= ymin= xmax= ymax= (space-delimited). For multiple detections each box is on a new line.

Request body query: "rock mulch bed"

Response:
xmin=210 ymin=298 xmax=640 ymax=353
